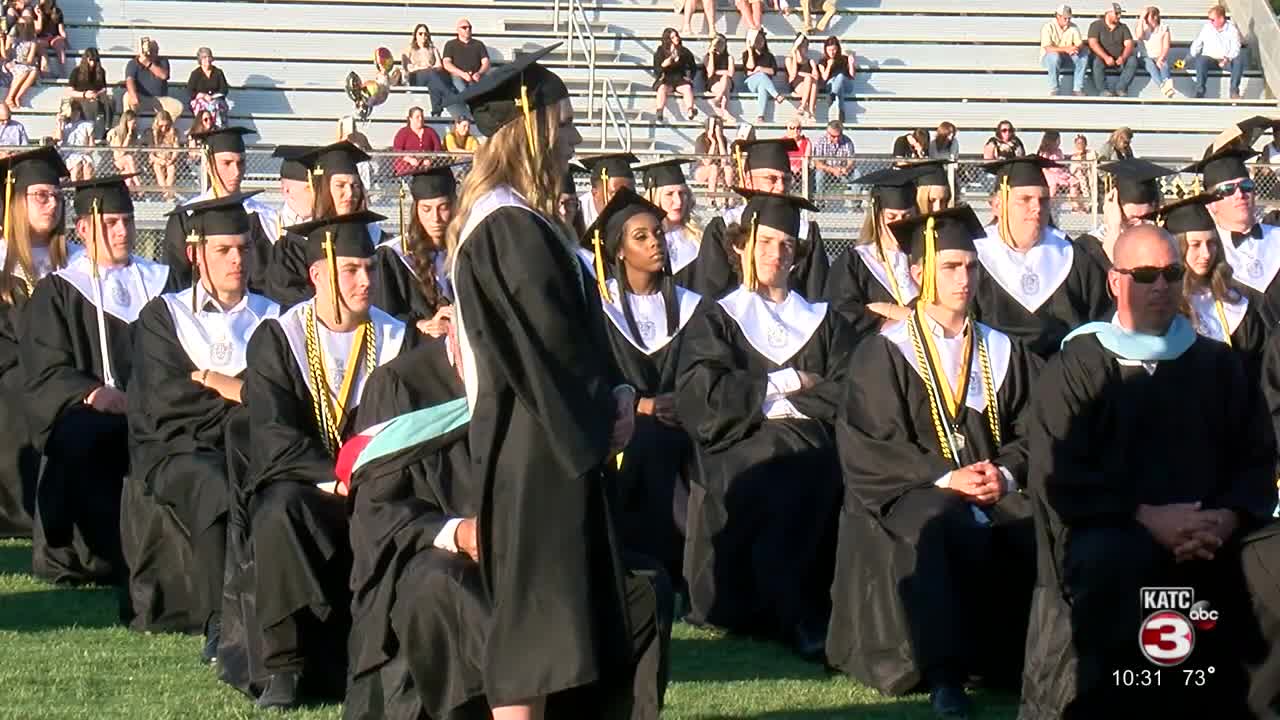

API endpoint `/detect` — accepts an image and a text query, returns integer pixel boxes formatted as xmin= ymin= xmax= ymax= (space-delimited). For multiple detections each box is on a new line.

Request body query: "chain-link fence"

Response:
xmin=36 ymin=146 xmax=1280 ymax=262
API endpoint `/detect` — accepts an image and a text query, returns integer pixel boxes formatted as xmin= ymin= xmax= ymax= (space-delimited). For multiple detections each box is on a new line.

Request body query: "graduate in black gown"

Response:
xmin=382 ymin=162 xmax=459 ymax=339
xmin=233 ymin=210 xmax=418 ymax=709
xmin=22 ymin=174 xmax=171 ymax=585
xmin=273 ymin=145 xmax=315 ymax=232
xmin=677 ymin=189 xmax=852 ymax=660
xmin=577 ymin=152 xmax=638 ymax=230
xmin=1074 ymin=158 xmax=1177 ymax=272
xmin=126 ymin=193 xmax=281 ymax=651
xmin=0 ymin=146 xmax=70 ymax=539
xmin=162 ymin=127 xmax=280 ymax=297
xmin=696 ymin=138 xmax=828 ymax=300
xmin=971 ymin=156 xmax=1112 ymax=357
xmin=634 ymin=158 xmax=708 ymax=293
xmin=1021 ymin=224 xmax=1276 ymax=718
xmin=828 ymin=205 xmax=1040 ymax=718
xmin=450 ymin=44 xmax=643 ymax=718
xmin=587 ymin=187 xmax=707 ymax=587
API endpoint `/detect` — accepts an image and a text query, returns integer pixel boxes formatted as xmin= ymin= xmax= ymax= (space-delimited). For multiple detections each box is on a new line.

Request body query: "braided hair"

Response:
xmin=606 ymin=208 xmax=679 ymax=350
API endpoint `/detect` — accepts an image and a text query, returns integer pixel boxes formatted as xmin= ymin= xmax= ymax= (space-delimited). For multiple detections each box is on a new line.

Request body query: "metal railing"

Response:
xmin=563 ymin=0 xmax=599 ymax=119
xmin=598 ymin=78 xmax=633 ymax=151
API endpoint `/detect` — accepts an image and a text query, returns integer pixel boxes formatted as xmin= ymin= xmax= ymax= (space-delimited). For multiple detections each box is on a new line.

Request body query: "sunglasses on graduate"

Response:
xmin=1112 ymin=264 xmax=1185 ymax=284
xmin=1214 ymin=179 xmax=1256 ymax=196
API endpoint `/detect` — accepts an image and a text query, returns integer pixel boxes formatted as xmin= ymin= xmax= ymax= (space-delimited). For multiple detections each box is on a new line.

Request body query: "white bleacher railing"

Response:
xmin=561 ymin=0 xmax=599 ymax=120
xmin=1227 ymin=0 xmax=1280 ymax=98
xmin=597 ymin=78 xmax=633 ymax=151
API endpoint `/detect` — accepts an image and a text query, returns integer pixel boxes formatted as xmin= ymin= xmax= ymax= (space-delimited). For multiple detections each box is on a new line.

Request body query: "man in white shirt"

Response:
xmin=1189 ymin=4 xmax=1246 ymax=99
xmin=1040 ymin=4 xmax=1089 ymax=96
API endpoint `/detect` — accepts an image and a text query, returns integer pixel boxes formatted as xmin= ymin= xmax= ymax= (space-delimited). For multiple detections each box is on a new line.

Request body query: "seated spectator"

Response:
xmin=1098 ymin=125 xmax=1135 ymax=160
xmin=1038 ymin=130 xmax=1073 ymax=197
xmin=693 ymin=115 xmax=732 ymax=203
xmin=734 ymin=0 xmax=763 ymax=31
xmin=931 ymin=121 xmax=960 ymax=160
xmin=1041 ymin=4 xmax=1089 ymax=96
xmin=787 ymin=33 xmax=818 ymax=120
xmin=440 ymin=18 xmax=489 ymax=94
xmin=106 ymin=109 xmax=141 ymax=188
xmin=652 ymin=28 xmax=698 ymax=121
xmin=680 ymin=0 xmax=715 ymax=37
xmin=125 ymin=38 xmax=184 ymax=120
xmin=705 ymin=34 xmax=734 ymax=118
xmin=1087 ymin=3 xmax=1138 ymax=97
xmin=817 ymin=36 xmax=854 ymax=120
xmin=186 ymin=47 xmax=230 ymax=127
xmin=892 ymin=128 xmax=929 ymax=159
xmin=0 ymin=103 xmax=27 ymax=153
xmin=4 ymin=12 xmax=37 ymax=109
xmin=442 ymin=115 xmax=477 ymax=153
xmin=1189 ymin=4 xmax=1246 ymax=100
xmin=67 ymin=47 xmax=110 ymax=141
xmin=1262 ymin=121 xmax=1280 ymax=164
xmin=186 ymin=108 xmax=214 ymax=167
xmin=392 ymin=106 xmax=442 ymax=176
xmin=813 ymin=118 xmax=855 ymax=196
xmin=798 ymin=0 xmax=839 ymax=33
xmin=1069 ymin=133 xmax=1096 ymax=211
xmin=147 ymin=109 xmax=178 ymax=200
xmin=32 ymin=0 xmax=64 ymax=75
xmin=1135 ymin=5 xmax=1175 ymax=97
xmin=403 ymin=24 xmax=456 ymax=117
xmin=784 ymin=117 xmax=811 ymax=177
xmin=54 ymin=100 xmax=93 ymax=180
xmin=983 ymin=119 xmax=1026 ymax=160
xmin=742 ymin=29 xmax=786 ymax=124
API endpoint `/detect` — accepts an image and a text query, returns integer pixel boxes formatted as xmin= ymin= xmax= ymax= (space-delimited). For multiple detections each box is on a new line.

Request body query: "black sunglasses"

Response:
xmin=1113 ymin=264 xmax=1185 ymax=284
xmin=1214 ymin=179 xmax=1256 ymax=196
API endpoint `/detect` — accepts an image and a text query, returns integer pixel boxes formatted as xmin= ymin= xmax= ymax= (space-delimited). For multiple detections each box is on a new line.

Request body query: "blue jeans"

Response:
xmin=410 ymin=69 xmax=463 ymax=117
xmin=1193 ymin=53 xmax=1246 ymax=96
xmin=1042 ymin=50 xmax=1089 ymax=92
xmin=1090 ymin=53 xmax=1138 ymax=95
xmin=451 ymin=75 xmax=470 ymax=94
xmin=1142 ymin=57 xmax=1172 ymax=86
xmin=824 ymin=73 xmax=851 ymax=98
xmin=743 ymin=72 xmax=778 ymax=118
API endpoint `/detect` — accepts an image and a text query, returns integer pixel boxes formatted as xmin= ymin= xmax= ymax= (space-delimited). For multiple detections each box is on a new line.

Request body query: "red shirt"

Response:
xmin=392 ymin=124 xmax=442 ymax=176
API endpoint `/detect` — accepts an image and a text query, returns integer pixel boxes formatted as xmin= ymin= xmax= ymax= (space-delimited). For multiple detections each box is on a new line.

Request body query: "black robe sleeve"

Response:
xmin=675 ymin=308 xmax=769 ymax=452
xmin=684 ymin=218 xmax=735 ymax=300
xmin=785 ymin=311 xmax=856 ymax=423
xmin=793 ymin=221 xmax=829 ymax=302
xmin=20 ymin=278 xmax=103 ymax=448
xmin=263 ymin=233 xmax=314 ymax=309
xmin=824 ymin=247 xmax=898 ymax=340
xmin=1210 ymin=342 xmax=1278 ymax=522
xmin=1261 ymin=332 xmax=1280 ymax=477
xmin=1072 ymin=249 xmax=1114 ymax=324
xmin=991 ymin=341 xmax=1045 ymax=486
xmin=1231 ymin=305 xmax=1270 ymax=390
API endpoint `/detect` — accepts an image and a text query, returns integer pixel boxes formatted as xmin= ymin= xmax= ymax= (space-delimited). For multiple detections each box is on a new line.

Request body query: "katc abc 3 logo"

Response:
xmin=1139 ymin=587 xmax=1219 ymax=666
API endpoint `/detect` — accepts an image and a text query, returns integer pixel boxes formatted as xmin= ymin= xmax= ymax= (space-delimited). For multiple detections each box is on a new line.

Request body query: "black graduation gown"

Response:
xmin=972 ymin=227 xmax=1113 ymax=358
xmin=828 ymin=321 xmax=1041 ymax=695
xmin=1072 ymin=231 xmax=1112 ymax=271
xmin=1022 ymin=333 xmax=1276 ymax=718
xmin=1187 ymin=288 xmax=1269 ymax=388
xmin=1221 ymin=223 xmax=1280 ymax=327
xmin=676 ymin=289 xmax=852 ymax=639
xmin=599 ymin=280 xmax=707 ymax=584
xmin=824 ymin=243 xmax=919 ymax=339
xmin=124 ymin=289 xmax=279 ymax=634
xmin=696 ymin=208 xmax=830 ymax=301
xmin=452 ymin=190 xmax=636 ymax=713
xmin=372 ymin=237 xmax=444 ymax=324
xmin=0 ymin=283 xmax=37 ymax=538
xmin=21 ymin=255 xmax=171 ymax=585
xmin=163 ymin=202 xmax=278 ymax=301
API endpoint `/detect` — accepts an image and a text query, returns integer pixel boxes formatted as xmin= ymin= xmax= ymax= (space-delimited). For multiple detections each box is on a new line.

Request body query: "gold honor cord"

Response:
xmin=743 ymin=215 xmax=759 ymax=292
xmin=323 ymin=230 xmax=341 ymax=324
xmin=591 ymin=228 xmax=611 ymax=302
xmin=1214 ymin=299 xmax=1234 ymax=348
xmin=186 ymin=229 xmax=202 ymax=312
xmin=303 ymin=304 xmax=376 ymax=455
xmin=906 ymin=307 xmax=1002 ymax=464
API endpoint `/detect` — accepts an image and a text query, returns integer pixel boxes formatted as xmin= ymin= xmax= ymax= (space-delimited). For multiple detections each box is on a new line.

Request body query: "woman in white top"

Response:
xmin=1134 ymin=5 xmax=1175 ymax=97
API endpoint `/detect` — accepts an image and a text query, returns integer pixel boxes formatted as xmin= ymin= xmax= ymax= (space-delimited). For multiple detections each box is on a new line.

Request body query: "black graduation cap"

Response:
xmin=287 ymin=209 xmax=386 ymax=263
xmin=897 ymin=159 xmax=951 ymax=189
xmin=0 ymin=145 xmax=67 ymax=192
xmin=297 ymin=140 xmax=371 ymax=177
xmin=273 ymin=145 xmax=315 ymax=182
xmin=889 ymin=204 xmax=985 ymax=262
xmin=1098 ymin=158 xmax=1176 ymax=205
xmin=167 ymin=191 xmax=262 ymax=310
xmin=1184 ymin=147 xmax=1259 ymax=190
xmin=1136 ymin=193 xmax=1218 ymax=235
xmin=1208 ymin=115 xmax=1278 ymax=155
xmin=67 ymin=174 xmax=135 ymax=215
xmin=982 ymin=155 xmax=1059 ymax=189
xmin=191 ymin=126 xmax=255 ymax=155
xmin=735 ymin=188 xmax=818 ymax=238
xmin=585 ymin=186 xmax=664 ymax=254
xmin=731 ymin=138 xmax=797 ymax=174
xmin=579 ymin=153 xmax=638 ymax=184
xmin=459 ymin=43 xmax=570 ymax=137
xmin=855 ymin=165 xmax=929 ymax=211
xmin=635 ymin=158 xmax=688 ymax=191
xmin=408 ymin=162 xmax=466 ymax=201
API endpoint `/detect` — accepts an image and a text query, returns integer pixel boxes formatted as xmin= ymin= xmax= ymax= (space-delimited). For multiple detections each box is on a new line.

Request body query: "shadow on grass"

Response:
xmin=0 ymin=586 xmax=121 ymax=631
xmin=670 ymin=634 xmax=831 ymax=684
xmin=0 ymin=542 xmax=31 ymax=575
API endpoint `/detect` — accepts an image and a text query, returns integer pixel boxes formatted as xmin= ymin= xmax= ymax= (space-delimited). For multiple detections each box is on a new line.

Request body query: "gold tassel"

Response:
xmin=592 ymin=228 xmax=610 ymax=302
xmin=744 ymin=215 xmax=759 ymax=292
xmin=920 ymin=216 xmax=937 ymax=304
xmin=205 ymin=146 xmax=226 ymax=198
xmin=600 ymin=167 xmax=612 ymax=207
xmin=517 ymin=82 xmax=538 ymax=159
xmin=398 ymin=183 xmax=407 ymax=255
xmin=998 ymin=175 xmax=1014 ymax=247
xmin=186 ymin=229 xmax=202 ymax=312
xmin=324 ymin=230 xmax=341 ymax=324
xmin=734 ymin=145 xmax=745 ymax=185
xmin=2 ymin=172 xmax=13 ymax=243
xmin=90 ymin=199 xmax=101 ymax=280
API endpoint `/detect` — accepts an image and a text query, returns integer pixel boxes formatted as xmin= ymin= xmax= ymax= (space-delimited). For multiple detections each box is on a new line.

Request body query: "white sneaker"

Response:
xmin=1162 ymin=78 xmax=1176 ymax=97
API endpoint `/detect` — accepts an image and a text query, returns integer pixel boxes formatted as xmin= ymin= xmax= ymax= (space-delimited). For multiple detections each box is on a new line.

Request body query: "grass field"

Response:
xmin=0 ymin=539 xmax=1019 ymax=719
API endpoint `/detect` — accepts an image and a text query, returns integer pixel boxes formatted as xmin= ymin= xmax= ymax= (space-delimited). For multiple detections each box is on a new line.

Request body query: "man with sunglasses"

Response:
xmin=1074 ymin=158 xmax=1177 ymax=271
xmin=441 ymin=18 xmax=489 ymax=94
xmin=1022 ymin=223 xmax=1274 ymax=717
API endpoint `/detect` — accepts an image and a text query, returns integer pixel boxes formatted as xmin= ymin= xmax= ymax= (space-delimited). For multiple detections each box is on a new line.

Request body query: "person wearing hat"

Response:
xmin=379 ymin=162 xmax=462 ymax=340
xmin=1086 ymin=2 xmax=1138 ymax=97
xmin=1075 ymin=157 xmax=1177 ymax=270
xmin=233 ymin=210 xmax=420 ymax=709
xmin=677 ymin=189 xmax=853 ymax=662
xmin=1040 ymin=5 xmax=1089 ymax=96
xmin=974 ymin=156 xmax=1112 ymax=357
xmin=576 ymin=151 xmax=638 ymax=230
xmin=1023 ymin=222 xmax=1274 ymax=717
xmin=125 ymin=191 xmax=281 ymax=654
xmin=0 ymin=146 xmax=69 ymax=540
xmin=450 ymin=43 xmax=653 ymax=717
xmin=635 ymin=158 xmax=709 ymax=290
xmin=829 ymin=205 xmax=1040 ymax=718
xmin=21 ymin=174 xmax=171 ymax=586
xmin=274 ymin=144 xmax=316 ymax=231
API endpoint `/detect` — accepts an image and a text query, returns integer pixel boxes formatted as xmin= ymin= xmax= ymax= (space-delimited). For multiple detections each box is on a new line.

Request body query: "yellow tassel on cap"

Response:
xmin=324 ymin=230 xmax=342 ymax=324
xmin=90 ymin=199 xmax=102 ymax=280
xmin=2 ymin=172 xmax=13 ymax=243
xmin=744 ymin=215 xmax=759 ymax=292
xmin=734 ymin=145 xmax=745 ymax=185
xmin=186 ymin=229 xmax=202 ymax=312
xmin=920 ymin=216 xmax=938 ymax=305
xmin=517 ymin=83 xmax=538 ymax=159
xmin=592 ymin=228 xmax=611 ymax=302
xmin=998 ymin=175 xmax=1014 ymax=248
xmin=205 ymin=147 xmax=226 ymax=198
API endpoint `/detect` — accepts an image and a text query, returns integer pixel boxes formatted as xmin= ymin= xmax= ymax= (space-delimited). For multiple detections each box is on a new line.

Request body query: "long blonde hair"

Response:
xmin=646 ymin=183 xmax=702 ymax=245
xmin=0 ymin=195 xmax=68 ymax=304
xmin=445 ymin=103 xmax=572 ymax=259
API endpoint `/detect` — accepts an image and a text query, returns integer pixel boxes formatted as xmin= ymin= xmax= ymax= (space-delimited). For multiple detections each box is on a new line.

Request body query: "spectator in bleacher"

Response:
xmin=441 ymin=18 xmax=489 ymax=94
xmin=930 ymin=121 xmax=959 ymax=160
xmin=1134 ymin=5 xmax=1175 ymax=98
xmin=735 ymin=0 xmax=763 ymax=32
xmin=1262 ymin=121 xmax=1280 ymax=164
xmin=147 ymin=109 xmax=178 ymax=200
xmin=1038 ymin=130 xmax=1073 ymax=198
xmin=32 ymin=0 xmax=63 ymax=76
xmin=817 ymin=36 xmax=854 ymax=116
xmin=742 ymin=29 xmax=785 ymax=124
xmin=784 ymin=116 xmax=811 ymax=176
xmin=391 ymin=106 xmax=442 ymax=176
xmin=1087 ymin=3 xmax=1138 ymax=97
xmin=4 ymin=13 xmax=36 ymax=110
xmin=1097 ymin=125 xmax=1135 ymax=160
xmin=443 ymin=116 xmax=477 ymax=153
xmin=1068 ymin=133 xmax=1095 ymax=210
xmin=1041 ymin=4 xmax=1089 ymax=96
xmin=892 ymin=128 xmax=929 ymax=159
xmin=106 ymin=109 xmax=142 ymax=188
xmin=53 ymin=100 xmax=93 ymax=180
xmin=813 ymin=118 xmax=855 ymax=197
xmin=705 ymin=34 xmax=734 ymax=118
xmin=186 ymin=107 xmax=214 ymax=160
xmin=982 ymin=119 xmax=1026 ymax=160
xmin=680 ymin=0 xmax=715 ymax=38
xmin=1188 ymin=4 xmax=1246 ymax=100
xmin=786 ymin=33 xmax=818 ymax=120
xmin=67 ymin=47 xmax=109 ymax=141
xmin=125 ymin=38 xmax=184 ymax=120
xmin=652 ymin=28 xmax=699 ymax=121
xmin=187 ymin=48 xmax=230 ymax=127
xmin=0 ymin=104 xmax=25 ymax=155
xmin=403 ymin=24 xmax=455 ymax=117
xmin=693 ymin=114 xmax=732 ymax=203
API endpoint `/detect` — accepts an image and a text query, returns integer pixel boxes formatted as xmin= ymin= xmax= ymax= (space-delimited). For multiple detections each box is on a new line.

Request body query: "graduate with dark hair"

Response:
xmin=1074 ymin=158 xmax=1177 ymax=271
xmin=577 ymin=152 xmax=638 ymax=230
xmin=677 ymin=189 xmax=852 ymax=661
xmin=22 ymin=174 xmax=170 ymax=586
xmin=827 ymin=205 xmax=1040 ymax=718
xmin=382 ymin=163 xmax=460 ymax=339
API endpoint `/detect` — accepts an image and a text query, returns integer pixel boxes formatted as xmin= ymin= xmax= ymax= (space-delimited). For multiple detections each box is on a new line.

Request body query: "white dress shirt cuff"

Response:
xmin=433 ymin=517 xmax=463 ymax=553
xmin=934 ymin=472 xmax=952 ymax=489
xmin=765 ymin=368 xmax=802 ymax=401
xmin=998 ymin=466 xmax=1017 ymax=495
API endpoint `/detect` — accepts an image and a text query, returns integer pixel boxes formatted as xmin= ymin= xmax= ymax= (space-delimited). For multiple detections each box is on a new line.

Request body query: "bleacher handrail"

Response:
xmin=1226 ymin=0 xmax=1280 ymax=99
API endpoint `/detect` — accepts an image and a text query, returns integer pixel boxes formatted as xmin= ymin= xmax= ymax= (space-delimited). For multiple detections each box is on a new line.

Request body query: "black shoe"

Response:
xmin=929 ymin=683 xmax=972 ymax=719
xmin=255 ymin=671 xmax=301 ymax=710
xmin=789 ymin=621 xmax=826 ymax=663
xmin=200 ymin=618 xmax=221 ymax=665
